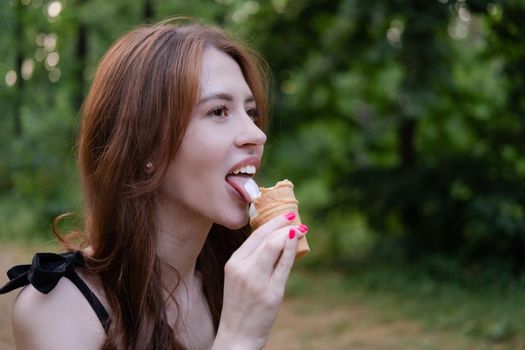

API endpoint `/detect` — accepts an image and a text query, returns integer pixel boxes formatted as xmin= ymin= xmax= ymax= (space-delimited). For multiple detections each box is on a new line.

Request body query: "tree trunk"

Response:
xmin=143 ymin=0 xmax=153 ymax=21
xmin=398 ymin=118 xmax=416 ymax=169
xmin=14 ymin=0 xmax=24 ymax=137
xmin=74 ymin=14 xmax=87 ymax=112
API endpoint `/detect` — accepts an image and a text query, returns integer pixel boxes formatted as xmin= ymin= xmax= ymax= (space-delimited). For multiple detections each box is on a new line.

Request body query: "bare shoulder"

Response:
xmin=12 ymin=275 xmax=105 ymax=350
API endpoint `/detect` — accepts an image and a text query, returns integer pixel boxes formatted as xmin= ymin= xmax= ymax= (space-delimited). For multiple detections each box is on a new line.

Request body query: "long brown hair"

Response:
xmin=74 ymin=18 xmax=269 ymax=349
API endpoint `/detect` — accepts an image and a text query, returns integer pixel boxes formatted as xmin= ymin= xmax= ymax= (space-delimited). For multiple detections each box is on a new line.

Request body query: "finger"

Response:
xmin=270 ymin=228 xmax=306 ymax=288
xmin=250 ymin=224 xmax=303 ymax=278
xmin=250 ymin=226 xmax=293 ymax=278
xmin=233 ymin=212 xmax=297 ymax=260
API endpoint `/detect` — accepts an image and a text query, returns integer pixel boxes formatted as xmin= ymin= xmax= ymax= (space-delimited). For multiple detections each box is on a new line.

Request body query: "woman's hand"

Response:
xmin=212 ymin=213 xmax=307 ymax=350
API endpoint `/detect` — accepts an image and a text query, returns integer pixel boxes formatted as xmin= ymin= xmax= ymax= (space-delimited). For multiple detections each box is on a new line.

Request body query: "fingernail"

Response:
xmin=284 ymin=212 xmax=296 ymax=221
xmin=298 ymin=224 xmax=308 ymax=233
xmin=288 ymin=229 xmax=296 ymax=239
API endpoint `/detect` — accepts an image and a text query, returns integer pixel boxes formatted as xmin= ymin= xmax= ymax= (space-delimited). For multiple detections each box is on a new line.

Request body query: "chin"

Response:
xmin=219 ymin=214 xmax=250 ymax=230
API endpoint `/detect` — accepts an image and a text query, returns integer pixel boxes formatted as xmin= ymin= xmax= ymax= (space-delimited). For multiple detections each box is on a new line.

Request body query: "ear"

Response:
xmin=145 ymin=162 xmax=154 ymax=174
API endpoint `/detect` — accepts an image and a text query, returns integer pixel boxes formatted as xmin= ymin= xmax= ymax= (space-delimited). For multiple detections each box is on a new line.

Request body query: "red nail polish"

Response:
xmin=298 ymin=224 xmax=308 ymax=233
xmin=288 ymin=229 xmax=296 ymax=239
xmin=284 ymin=212 xmax=296 ymax=221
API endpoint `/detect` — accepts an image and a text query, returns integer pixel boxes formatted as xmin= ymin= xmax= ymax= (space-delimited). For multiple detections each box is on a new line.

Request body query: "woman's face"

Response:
xmin=160 ymin=47 xmax=267 ymax=229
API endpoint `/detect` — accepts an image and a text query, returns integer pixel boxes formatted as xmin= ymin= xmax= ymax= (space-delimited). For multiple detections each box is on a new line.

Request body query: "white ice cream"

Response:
xmin=244 ymin=178 xmax=261 ymax=217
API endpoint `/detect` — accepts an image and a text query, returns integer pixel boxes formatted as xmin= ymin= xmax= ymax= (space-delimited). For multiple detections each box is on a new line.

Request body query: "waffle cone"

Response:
xmin=249 ymin=180 xmax=310 ymax=259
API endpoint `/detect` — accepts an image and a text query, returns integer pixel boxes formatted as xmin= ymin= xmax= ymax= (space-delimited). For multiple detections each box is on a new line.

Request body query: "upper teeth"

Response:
xmin=232 ymin=165 xmax=256 ymax=175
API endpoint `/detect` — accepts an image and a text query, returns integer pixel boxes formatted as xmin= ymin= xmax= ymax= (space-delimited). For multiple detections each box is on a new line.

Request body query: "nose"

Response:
xmin=235 ymin=114 xmax=267 ymax=148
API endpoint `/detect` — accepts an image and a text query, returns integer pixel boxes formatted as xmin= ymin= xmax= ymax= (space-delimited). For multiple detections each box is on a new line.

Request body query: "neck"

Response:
xmin=155 ymin=199 xmax=212 ymax=292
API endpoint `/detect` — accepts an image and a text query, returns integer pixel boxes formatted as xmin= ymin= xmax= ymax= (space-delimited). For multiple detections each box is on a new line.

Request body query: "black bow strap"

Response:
xmin=0 ymin=251 xmax=85 ymax=294
xmin=0 ymin=251 xmax=111 ymax=332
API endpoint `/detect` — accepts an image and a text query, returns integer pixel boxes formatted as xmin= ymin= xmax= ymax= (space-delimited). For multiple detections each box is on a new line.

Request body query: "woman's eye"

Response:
xmin=246 ymin=108 xmax=259 ymax=121
xmin=209 ymin=105 xmax=229 ymax=118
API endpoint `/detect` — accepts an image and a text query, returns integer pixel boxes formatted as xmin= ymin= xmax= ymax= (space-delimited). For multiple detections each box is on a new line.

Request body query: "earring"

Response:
xmin=145 ymin=162 xmax=154 ymax=173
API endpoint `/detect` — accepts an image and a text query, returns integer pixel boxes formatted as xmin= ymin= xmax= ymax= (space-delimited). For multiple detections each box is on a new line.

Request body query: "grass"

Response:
xmin=286 ymin=260 xmax=525 ymax=349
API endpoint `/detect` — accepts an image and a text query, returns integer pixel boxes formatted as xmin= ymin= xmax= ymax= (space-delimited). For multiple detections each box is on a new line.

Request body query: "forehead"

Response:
xmin=199 ymin=47 xmax=252 ymax=97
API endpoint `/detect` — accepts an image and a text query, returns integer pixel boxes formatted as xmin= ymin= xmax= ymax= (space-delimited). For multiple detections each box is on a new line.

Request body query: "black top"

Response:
xmin=0 ymin=251 xmax=110 ymax=332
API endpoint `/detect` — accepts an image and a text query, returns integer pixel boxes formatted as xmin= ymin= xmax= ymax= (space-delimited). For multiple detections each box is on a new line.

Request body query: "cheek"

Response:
xmin=187 ymin=128 xmax=232 ymax=168
xmin=180 ymin=135 xmax=225 ymax=172
xmin=163 ymin=121 xmax=234 ymax=201
xmin=165 ymin=134 xmax=226 ymax=199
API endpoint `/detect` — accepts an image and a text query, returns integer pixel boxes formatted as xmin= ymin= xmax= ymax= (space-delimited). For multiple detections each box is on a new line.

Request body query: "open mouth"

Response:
xmin=225 ymin=165 xmax=256 ymax=203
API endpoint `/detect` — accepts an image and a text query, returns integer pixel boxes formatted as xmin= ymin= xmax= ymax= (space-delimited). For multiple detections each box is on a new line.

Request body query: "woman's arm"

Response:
xmin=212 ymin=213 xmax=306 ymax=350
xmin=12 ymin=279 xmax=105 ymax=350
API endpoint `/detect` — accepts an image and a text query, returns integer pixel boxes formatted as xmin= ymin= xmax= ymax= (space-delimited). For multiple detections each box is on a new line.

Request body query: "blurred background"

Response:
xmin=1 ymin=0 xmax=525 ymax=349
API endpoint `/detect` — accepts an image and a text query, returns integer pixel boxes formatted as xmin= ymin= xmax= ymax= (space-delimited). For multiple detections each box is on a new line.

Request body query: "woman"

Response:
xmin=0 ymin=19 xmax=307 ymax=349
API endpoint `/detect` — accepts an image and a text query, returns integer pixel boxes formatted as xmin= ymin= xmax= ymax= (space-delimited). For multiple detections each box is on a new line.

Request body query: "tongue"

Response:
xmin=226 ymin=175 xmax=255 ymax=203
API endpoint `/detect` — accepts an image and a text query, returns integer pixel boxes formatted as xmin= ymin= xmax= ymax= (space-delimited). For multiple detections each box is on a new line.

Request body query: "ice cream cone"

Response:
xmin=249 ymin=179 xmax=310 ymax=259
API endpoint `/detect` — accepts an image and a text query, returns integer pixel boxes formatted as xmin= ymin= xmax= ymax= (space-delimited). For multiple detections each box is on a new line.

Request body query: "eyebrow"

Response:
xmin=198 ymin=92 xmax=255 ymax=105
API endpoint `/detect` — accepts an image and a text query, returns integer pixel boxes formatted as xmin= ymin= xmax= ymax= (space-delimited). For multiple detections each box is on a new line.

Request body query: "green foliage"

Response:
xmin=1 ymin=0 xmax=525 ymax=276
xmin=246 ymin=0 xmax=525 ymax=270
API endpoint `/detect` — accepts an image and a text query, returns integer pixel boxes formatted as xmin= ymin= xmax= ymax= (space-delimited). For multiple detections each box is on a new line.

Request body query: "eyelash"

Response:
xmin=207 ymin=105 xmax=259 ymax=121
xmin=208 ymin=105 xmax=230 ymax=118
xmin=246 ymin=108 xmax=259 ymax=121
